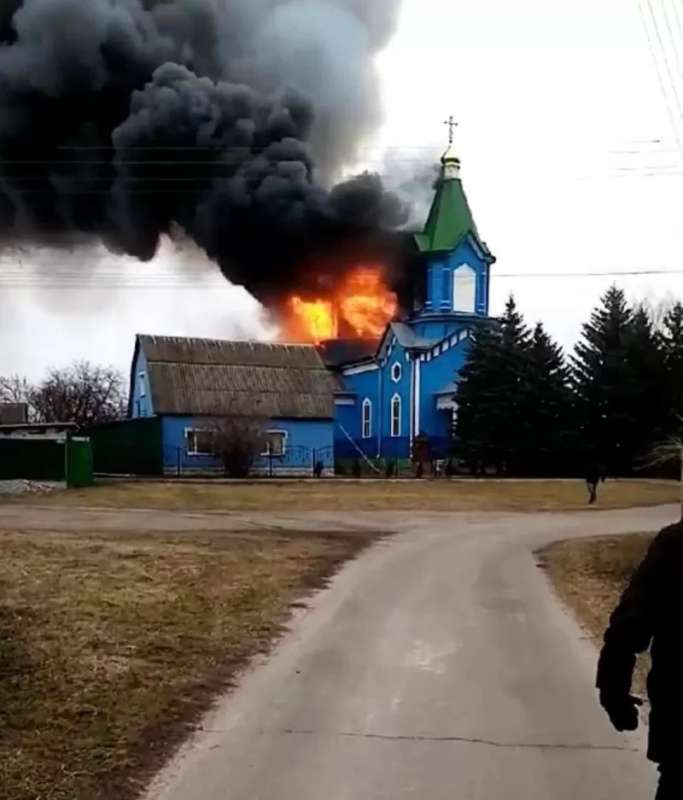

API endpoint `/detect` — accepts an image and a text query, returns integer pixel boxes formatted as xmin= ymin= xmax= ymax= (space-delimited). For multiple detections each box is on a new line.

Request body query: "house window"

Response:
xmin=453 ymin=265 xmax=477 ymax=313
xmin=391 ymin=362 xmax=402 ymax=383
xmin=139 ymin=372 xmax=146 ymax=398
xmin=186 ymin=429 xmax=214 ymax=456
xmin=362 ymin=399 xmax=372 ymax=439
xmin=262 ymin=430 xmax=287 ymax=457
xmin=391 ymin=394 xmax=402 ymax=438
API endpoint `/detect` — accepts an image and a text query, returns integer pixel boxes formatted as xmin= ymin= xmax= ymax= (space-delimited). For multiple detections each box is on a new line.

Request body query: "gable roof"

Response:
xmin=135 ymin=335 xmax=337 ymax=419
xmin=414 ymin=176 xmax=494 ymax=261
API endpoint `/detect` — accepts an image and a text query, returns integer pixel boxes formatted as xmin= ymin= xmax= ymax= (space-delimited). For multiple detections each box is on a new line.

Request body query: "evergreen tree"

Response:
xmin=454 ymin=320 xmax=502 ymax=472
xmin=661 ymin=302 xmax=683 ymax=426
xmin=456 ymin=296 xmax=530 ymax=473
xmin=572 ymin=286 xmax=665 ymax=474
xmin=517 ymin=322 xmax=574 ymax=474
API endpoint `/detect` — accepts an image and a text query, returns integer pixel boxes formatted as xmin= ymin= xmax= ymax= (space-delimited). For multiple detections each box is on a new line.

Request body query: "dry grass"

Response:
xmin=9 ymin=478 xmax=681 ymax=513
xmin=0 ymin=526 xmax=380 ymax=800
xmin=539 ymin=533 xmax=655 ymax=693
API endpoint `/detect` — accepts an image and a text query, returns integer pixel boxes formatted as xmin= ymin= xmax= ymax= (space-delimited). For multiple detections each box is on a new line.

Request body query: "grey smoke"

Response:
xmin=0 ymin=0 xmax=406 ymax=299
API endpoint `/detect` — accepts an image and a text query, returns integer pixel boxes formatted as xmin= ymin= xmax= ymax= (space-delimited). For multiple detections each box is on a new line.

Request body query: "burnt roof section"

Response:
xmin=136 ymin=335 xmax=337 ymax=420
xmin=316 ymin=338 xmax=378 ymax=368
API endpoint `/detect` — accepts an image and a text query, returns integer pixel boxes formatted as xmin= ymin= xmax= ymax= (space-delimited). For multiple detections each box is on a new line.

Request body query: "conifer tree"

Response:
xmin=455 ymin=296 xmax=530 ymax=473
xmin=518 ymin=322 xmax=574 ymax=474
xmin=572 ymin=286 xmax=665 ymax=473
xmin=662 ymin=302 xmax=683 ymax=425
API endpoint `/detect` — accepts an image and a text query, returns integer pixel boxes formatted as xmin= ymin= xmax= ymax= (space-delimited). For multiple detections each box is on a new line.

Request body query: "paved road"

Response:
xmin=94 ymin=503 xmax=671 ymax=800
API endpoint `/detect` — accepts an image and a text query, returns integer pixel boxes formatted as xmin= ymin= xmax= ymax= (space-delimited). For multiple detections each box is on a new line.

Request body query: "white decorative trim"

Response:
xmin=261 ymin=429 xmax=288 ymax=457
xmin=453 ymin=264 xmax=477 ymax=314
xmin=361 ymin=398 xmax=373 ymax=439
xmin=185 ymin=427 xmax=214 ymax=457
xmin=414 ymin=358 xmax=421 ymax=437
xmin=342 ymin=362 xmax=379 ymax=376
xmin=391 ymin=393 xmax=402 ymax=438
xmin=334 ymin=397 xmax=355 ymax=407
xmin=391 ymin=362 xmax=402 ymax=383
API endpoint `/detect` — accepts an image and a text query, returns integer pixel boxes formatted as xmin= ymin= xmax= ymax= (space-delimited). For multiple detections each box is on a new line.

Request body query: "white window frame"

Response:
xmin=390 ymin=394 xmax=402 ymax=438
xmin=186 ymin=428 xmax=214 ymax=456
xmin=391 ymin=362 xmax=402 ymax=383
xmin=453 ymin=264 xmax=477 ymax=313
xmin=362 ymin=398 xmax=373 ymax=439
xmin=138 ymin=371 xmax=146 ymax=399
xmin=261 ymin=429 xmax=288 ymax=457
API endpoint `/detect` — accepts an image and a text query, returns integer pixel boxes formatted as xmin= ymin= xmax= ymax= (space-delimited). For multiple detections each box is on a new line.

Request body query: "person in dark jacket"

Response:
xmin=596 ymin=521 xmax=683 ymax=798
xmin=585 ymin=463 xmax=603 ymax=504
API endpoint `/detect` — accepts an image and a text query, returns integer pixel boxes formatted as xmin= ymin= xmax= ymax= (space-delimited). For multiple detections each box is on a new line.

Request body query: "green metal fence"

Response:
xmin=89 ymin=417 xmax=162 ymax=476
xmin=0 ymin=436 xmax=94 ymax=486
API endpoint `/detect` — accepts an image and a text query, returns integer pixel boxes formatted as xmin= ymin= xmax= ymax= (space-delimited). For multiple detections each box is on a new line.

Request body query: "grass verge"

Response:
xmin=0 ymin=526 xmax=381 ymax=800
xmin=538 ymin=533 xmax=655 ymax=694
xmin=8 ymin=478 xmax=681 ymax=512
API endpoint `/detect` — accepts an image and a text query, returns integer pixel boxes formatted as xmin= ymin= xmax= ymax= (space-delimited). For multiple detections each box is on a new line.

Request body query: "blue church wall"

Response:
xmin=337 ymin=347 xmax=413 ymax=460
xmin=129 ymin=347 xmax=154 ymax=419
xmin=160 ymin=415 xmax=334 ymax=475
xmin=417 ymin=337 xmax=471 ymax=452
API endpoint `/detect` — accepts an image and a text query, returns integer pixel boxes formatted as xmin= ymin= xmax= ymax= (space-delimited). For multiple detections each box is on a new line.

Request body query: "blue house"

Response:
xmin=332 ymin=139 xmax=496 ymax=461
xmin=128 ymin=335 xmax=337 ymax=475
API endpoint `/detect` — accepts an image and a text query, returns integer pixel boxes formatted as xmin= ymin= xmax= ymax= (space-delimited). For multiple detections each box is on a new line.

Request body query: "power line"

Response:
xmin=638 ymin=0 xmax=683 ymax=158
xmin=0 ymin=268 xmax=682 ymax=289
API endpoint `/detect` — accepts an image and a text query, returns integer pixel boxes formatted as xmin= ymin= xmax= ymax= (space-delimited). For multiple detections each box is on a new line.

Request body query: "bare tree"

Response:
xmin=0 ymin=374 xmax=33 ymax=405
xmin=202 ymin=413 xmax=267 ymax=478
xmin=31 ymin=361 xmax=127 ymax=429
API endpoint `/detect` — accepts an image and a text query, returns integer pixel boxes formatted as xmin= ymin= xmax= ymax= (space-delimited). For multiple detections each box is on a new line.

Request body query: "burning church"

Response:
xmin=127 ymin=132 xmax=496 ymax=474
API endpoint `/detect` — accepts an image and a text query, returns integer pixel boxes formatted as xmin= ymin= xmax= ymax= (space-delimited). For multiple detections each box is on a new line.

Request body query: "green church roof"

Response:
xmin=414 ymin=171 xmax=493 ymax=260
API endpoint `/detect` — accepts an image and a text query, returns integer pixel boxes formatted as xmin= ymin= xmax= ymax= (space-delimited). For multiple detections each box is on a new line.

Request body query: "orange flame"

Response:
xmin=288 ymin=296 xmax=338 ymax=344
xmin=339 ymin=268 xmax=398 ymax=339
xmin=285 ymin=265 xmax=397 ymax=344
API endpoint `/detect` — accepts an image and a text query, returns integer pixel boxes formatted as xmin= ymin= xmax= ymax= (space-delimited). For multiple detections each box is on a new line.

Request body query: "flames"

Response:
xmin=286 ymin=266 xmax=398 ymax=344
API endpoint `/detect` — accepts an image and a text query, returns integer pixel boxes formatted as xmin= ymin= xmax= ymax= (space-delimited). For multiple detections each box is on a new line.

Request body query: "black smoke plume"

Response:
xmin=0 ymin=0 xmax=408 ymax=300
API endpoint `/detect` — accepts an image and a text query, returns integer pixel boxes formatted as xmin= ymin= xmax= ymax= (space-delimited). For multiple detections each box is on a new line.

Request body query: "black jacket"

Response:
xmin=596 ymin=521 xmax=683 ymax=763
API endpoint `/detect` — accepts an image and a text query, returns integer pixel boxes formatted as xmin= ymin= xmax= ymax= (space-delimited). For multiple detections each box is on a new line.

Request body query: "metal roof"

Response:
xmin=137 ymin=335 xmax=337 ymax=420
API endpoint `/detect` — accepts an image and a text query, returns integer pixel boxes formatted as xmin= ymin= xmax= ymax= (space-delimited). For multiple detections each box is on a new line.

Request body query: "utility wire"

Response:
xmin=638 ymin=0 xmax=683 ymax=158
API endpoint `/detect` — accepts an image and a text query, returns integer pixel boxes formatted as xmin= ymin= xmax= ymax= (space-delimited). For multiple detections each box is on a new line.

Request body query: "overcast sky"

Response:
xmin=2 ymin=0 xmax=683 ymax=380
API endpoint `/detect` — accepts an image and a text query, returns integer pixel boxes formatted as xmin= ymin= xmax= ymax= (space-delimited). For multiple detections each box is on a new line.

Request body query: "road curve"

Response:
xmin=132 ymin=505 xmax=674 ymax=799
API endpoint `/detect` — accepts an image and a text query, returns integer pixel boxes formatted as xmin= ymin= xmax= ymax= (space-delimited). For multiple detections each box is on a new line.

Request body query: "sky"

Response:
xmin=2 ymin=0 xmax=683 ymax=379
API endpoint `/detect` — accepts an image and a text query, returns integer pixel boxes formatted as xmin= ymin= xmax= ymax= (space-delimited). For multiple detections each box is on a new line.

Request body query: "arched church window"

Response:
xmin=362 ymin=398 xmax=372 ymax=439
xmin=391 ymin=362 xmax=402 ymax=383
xmin=391 ymin=394 xmax=402 ymax=438
xmin=453 ymin=265 xmax=476 ymax=313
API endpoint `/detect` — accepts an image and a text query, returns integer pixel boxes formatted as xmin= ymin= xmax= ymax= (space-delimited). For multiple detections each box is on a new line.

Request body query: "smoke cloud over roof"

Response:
xmin=0 ymin=0 xmax=407 ymax=298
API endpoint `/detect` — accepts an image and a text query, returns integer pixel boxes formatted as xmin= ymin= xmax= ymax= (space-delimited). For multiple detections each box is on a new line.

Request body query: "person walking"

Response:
xmin=596 ymin=520 xmax=683 ymax=798
xmin=585 ymin=463 xmax=602 ymax=504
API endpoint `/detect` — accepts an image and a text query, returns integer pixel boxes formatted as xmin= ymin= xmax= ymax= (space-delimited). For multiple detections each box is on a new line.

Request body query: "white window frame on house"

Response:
xmin=186 ymin=428 xmax=214 ymax=456
xmin=390 ymin=394 xmax=402 ymax=438
xmin=391 ymin=362 xmax=402 ymax=383
xmin=261 ymin=429 xmax=288 ymax=457
xmin=453 ymin=264 xmax=477 ymax=313
xmin=138 ymin=371 xmax=146 ymax=398
xmin=362 ymin=398 xmax=372 ymax=439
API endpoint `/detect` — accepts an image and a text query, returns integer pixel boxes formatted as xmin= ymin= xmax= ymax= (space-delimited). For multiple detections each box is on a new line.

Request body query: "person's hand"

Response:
xmin=599 ymin=691 xmax=643 ymax=732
